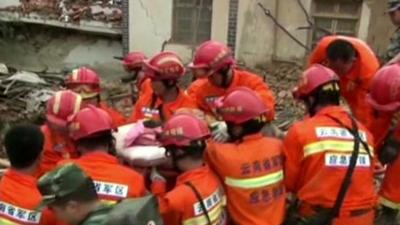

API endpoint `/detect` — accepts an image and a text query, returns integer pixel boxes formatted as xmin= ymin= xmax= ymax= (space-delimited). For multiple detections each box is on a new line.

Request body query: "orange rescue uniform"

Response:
xmin=37 ymin=125 xmax=77 ymax=178
xmin=100 ymin=79 xmax=154 ymax=127
xmin=133 ymin=89 xmax=197 ymax=122
xmin=379 ymin=123 xmax=400 ymax=209
xmin=60 ymin=151 xmax=146 ymax=203
xmin=152 ymin=166 xmax=227 ymax=225
xmin=0 ymin=169 xmax=58 ymax=225
xmin=187 ymin=69 xmax=276 ymax=121
xmin=367 ymin=111 xmax=393 ymax=150
xmin=308 ymin=36 xmax=379 ymax=128
xmin=101 ymin=104 xmax=135 ymax=127
xmin=283 ymin=106 xmax=376 ymax=225
xmin=206 ymin=133 xmax=286 ymax=225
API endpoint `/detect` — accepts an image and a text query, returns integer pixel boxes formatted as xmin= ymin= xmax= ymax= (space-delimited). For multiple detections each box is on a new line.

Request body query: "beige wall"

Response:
xmin=129 ymin=0 xmax=229 ymax=63
xmin=235 ymin=0 xmax=276 ymax=67
xmin=274 ymin=0 xmax=311 ymax=62
xmin=128 ymin=0 xmax=389 ymax=66
xmin=366 ymin=0 xmax=396 ymax=58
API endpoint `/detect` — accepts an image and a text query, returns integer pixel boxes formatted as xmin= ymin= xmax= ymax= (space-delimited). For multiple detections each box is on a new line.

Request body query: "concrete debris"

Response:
xmin=6 ymin=71 xmax=47 ymax=84
xmin=0 ymin=64 xmax=9 ymax=75
xmin=255 ymin=62 xmax=305 ymax=131
xmin=0 ymin=0 xmax=123 ymax=25
xmin=0 ymin=64 xmax=64 ymax=137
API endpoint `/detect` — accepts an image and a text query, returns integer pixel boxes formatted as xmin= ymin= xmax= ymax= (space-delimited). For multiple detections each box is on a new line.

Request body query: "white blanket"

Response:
xmin=113 ymin=123 xmax=167 ymax=167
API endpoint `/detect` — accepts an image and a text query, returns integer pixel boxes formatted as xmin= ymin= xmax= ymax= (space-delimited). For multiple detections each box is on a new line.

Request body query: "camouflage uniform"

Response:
xmin=37 ymin=163 xmax=113 ymax=225
xmin=385 ymin=0 xmax=400 ymax=62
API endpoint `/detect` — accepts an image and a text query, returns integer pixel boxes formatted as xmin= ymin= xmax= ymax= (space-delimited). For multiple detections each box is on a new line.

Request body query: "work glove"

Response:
xmin=211 ymin=121 xmax=229 ymax=143
xmin=150 ymin=167 xmax=166 ymax=182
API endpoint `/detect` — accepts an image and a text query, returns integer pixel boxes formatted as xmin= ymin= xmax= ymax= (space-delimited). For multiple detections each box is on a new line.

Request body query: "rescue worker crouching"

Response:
xmin=367 ymin=63 xmax=400 ymax=225
xmin=132 ymin=51 xmax=197 ymax=123
xmin=60 ymin=106 xmax=146 ymax=203
xmin=37 ymin=163 xmax=112 ymax=225
xmin=38 ymin=90 xmax=82 ymax=177
xmin=285 ymin=64 xmax=376 ymax=225
xmin=0 ymin=124 xmax=58 ymax=225
xmin=308 ymin=36 xmax=379 ymax=128
xmin=187 ymin=40 xmax=276 ymax=142
xmin=150 ymin=113 xmax=227 ymax=225
xmin=206 ymin=87 xmax=286 ymax=225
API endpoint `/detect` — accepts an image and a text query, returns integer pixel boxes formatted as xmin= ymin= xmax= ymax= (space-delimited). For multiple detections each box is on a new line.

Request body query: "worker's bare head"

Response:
xmin=326 ymin=40 xmax=357 ymax=76
xmin=4 ymin=123 xmax=44 ymax=171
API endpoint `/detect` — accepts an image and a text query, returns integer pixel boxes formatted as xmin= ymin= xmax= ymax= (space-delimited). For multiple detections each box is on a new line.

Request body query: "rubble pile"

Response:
xmin=258 ymin=62 xmax=305 ymax=130
xmin=0 ymin=0 xmax=123 ymax=25
xmin=0 ymin=64 xmax=64 ymax=148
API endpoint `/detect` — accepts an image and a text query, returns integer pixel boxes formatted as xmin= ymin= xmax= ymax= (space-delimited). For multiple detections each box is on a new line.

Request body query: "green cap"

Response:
xmin=388 ymin=0 xmax=400 ymax=12
xmin=37 ymin=163 xmax=93 ymax=210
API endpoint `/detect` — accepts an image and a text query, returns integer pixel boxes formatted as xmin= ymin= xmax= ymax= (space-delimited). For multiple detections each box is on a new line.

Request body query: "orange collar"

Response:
xmin=79 ymin=151 xmax=119 ymax=164
xmin=241 ymin=132 xmax=264 ymax=141
xmin=3 ymin=169 xmax=37 ymax=187
xmin=314 ymin=105 xmax=347 ymax=117
xmin=176 ymin=165 xmax=211 ymax=185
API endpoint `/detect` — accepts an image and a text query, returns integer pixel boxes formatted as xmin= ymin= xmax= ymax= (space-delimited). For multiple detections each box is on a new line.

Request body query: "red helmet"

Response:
xmin=162 ymin=113 xmax=210 ymax=147
xmin=293 ymin=64 xmax=339 ymax=99
xmin=68 ymin=106 xmax=113 ymax=141
xmin=144 ymin=51 xmax=185 ymax=81
xmin=123 ymin=52 xmax=147 ymax=72
xmin=46 ymin=90 xmax=82 ymax=128
xmin=66 ymin=67 xmax=101 ymax=99
xmin=367 ymin=63 xmax=400 ymax=112
xmin=188 ymin=40 xmax=235 ymax=77
xmin=217 ymin=87 xmax=268 ymax=124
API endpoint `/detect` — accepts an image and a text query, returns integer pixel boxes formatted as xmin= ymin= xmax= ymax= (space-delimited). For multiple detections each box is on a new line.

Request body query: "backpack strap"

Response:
xmin=324 ymin=114 xmax=365 ymax=220
xmin=185 ymin=182 xmax=212 ymax=225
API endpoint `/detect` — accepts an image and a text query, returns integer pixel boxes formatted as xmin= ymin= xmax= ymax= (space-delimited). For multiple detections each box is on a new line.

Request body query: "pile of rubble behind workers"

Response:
xmin=0 ymin=64 xmax=64 ymax=155
xmin=0 ymin=0 xmax=123 ymax=25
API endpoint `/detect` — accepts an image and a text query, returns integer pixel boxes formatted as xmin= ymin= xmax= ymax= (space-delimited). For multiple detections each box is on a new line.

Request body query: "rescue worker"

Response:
xmin=63 ymin=106 xmax=146 ymax=203
xmin=132 ymin=51 xmax=197 ymax=123
xmin=104 ymin=84 xmax=136 ymax=127
xmin=206 ymin=87 xmax=285 ymax=225
xmin=122 ymin=51 xmax=152 ymax=97
xmin=366 ymin=64 xmax=400 ymax=224
xmin=37 ymin=163 xmax=113 ymax=225
xmin=151 ymin=113 xmax=227 ymax=225
xmin=285 ymin=64 xmax=376 ymax=225
xmin=65 ymin=67 xmax=102 ymax=108
xmin=187 ymin=40 xmax=276 ymax=142
xmin=385 ymin=0 xmax=400 ymax=63
xmin=0 ymin=123 xmax=57 ymax=224
xmin=65 ymin=66 xmax=126 ymax=128
xmin=308 ymin=35 xmax=379 ymax=128
xmin=38 ymin=90 xmax=82 ymax=177
xmin=366 ymin=64 xmax=400 ymax=150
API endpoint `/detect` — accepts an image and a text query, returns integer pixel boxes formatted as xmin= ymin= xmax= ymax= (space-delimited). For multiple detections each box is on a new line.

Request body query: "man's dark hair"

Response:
xmin=52 ymin=179 xmax=98 ymax=207
xmin=4 ymin=123 xmax=44 ymax=169
xmin=76 ymin=131 xmax=115 ymax=155
xmin=306 ymin=82 xmax=341 ymax=116
xmin=327 ymin=39 xmax=357 ymax=62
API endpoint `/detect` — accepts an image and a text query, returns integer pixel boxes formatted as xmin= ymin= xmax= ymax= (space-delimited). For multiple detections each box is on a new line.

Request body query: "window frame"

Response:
xmin=308 ymin=0 xmax=363 ymax=48
xmin=171 ymin=0 xmax=213 ymax=45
